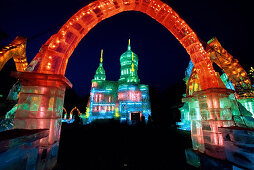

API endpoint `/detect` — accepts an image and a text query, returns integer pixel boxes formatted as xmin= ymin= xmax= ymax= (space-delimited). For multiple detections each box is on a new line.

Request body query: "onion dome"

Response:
xmin=119 ymin=39 xmax=140 ymax=84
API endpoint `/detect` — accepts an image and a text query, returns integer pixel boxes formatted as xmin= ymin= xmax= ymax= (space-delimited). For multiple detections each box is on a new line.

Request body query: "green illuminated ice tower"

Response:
xmin=88 ymin=49 xmax=118 ymax=123
xmin=94 ymin=49 xmax=106 ymax=81
xmin=118 ymin=40 xmax=151 ymax=124
xmin=119 ymin=39 xmax=140 ymax=84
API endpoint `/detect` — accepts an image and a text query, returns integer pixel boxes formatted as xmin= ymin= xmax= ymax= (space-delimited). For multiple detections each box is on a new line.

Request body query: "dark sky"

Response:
xmin=0 ymin=0 xmax=253 ymax=97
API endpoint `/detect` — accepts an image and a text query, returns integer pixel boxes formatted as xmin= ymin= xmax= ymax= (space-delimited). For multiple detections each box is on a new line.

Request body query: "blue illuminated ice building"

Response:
xmin=85 ymin=40 xmax=151 ymax=124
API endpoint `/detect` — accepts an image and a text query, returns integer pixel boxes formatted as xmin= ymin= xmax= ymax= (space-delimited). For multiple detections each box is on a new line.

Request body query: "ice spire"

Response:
xmin=94 ymin=49 xmax=106 ymax=81
xmin=100 ymin=49 xmax=103 ymax=63
xmin=127 ymin=39 xmax=131 ymax=51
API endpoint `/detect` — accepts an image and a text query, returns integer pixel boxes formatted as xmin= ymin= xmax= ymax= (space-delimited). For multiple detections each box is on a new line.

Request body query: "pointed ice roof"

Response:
xmin=94 ymin=49 xmax=106 ymax=81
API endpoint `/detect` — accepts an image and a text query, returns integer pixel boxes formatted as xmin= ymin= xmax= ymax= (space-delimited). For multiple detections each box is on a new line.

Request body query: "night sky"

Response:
xmin=0 ymin=0 xmax=253 ymax=97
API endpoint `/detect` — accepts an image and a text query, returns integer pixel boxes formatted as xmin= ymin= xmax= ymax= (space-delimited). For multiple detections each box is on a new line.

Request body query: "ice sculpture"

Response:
xmin=85 ymin=41 xmax=151 ymax=124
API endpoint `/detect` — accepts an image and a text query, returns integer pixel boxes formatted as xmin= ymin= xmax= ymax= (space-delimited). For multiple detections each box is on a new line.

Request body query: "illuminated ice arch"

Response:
xmin=27 ymin=0 xmax=220 ymax=90
xmin=13 ymin=2 xmax=253 ymax=167
xmin=186 ymin=37 xmax=253 ymax=98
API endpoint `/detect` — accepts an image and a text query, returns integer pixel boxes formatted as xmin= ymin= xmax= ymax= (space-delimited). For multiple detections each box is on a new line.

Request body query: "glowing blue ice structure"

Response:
xmin=86 ymin=41 xmax=151 ymax=124
xmin=61 ymin=118 xmax=74 ymax=124
xmin=184 ymin=60 xmax=194 ymax=81
xmin=176 ymin=60 xmax=193 ymax=131
xmin=220 ymin=72 xmax=235 ymax=90
xmin=177 ymin=102 xmax=191 ymax=131
xmin=118 ymin=84 xmax=151 ymax=124
xmin=88 ymin=80 xmax=118 ymax=123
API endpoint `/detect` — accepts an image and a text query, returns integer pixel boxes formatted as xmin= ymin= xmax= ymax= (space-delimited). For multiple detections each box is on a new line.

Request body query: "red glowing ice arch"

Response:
xmin=27 ymin=0 xmax=220 ymax=90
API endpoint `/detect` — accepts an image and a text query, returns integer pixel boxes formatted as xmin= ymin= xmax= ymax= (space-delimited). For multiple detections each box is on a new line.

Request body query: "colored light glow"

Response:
xmin=99 ymin=94 xmax=102 ymax=101
xmin=196 ymin=108 xmax=201 ymax=120
xmin=92 ymin=82 xmax=98 ymax=88
xmin=120 ymin=102 xmax=142 ymax=105
xmin=95 ymin=94 xmax=98 ymax=102
xmin=118 ymin=93 xmax=125 ymax=100
xmin=85 ymin=107 xmax=90 ymax=118
xmin=115 ymin=107 xmax=120 ymax=118
xmin=92 ymin=103 xmax=115 ymax=106
xmin=128 ymin=91 xmax=141 ymax=101
xmin=100 ymin=49 xmax=103 ymax=63
xmin=249 ymin=102 xmax=253 ymax=115
xmin=219 ymin=133 xmax=224 ymax=146
xmin=91 ymin=89 xmax=111 ymax=93
xmin=69 ymin=107 xmax=81 ymax=119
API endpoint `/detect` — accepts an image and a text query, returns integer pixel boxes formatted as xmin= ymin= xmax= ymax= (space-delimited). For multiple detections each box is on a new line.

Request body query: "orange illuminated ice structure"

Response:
xmin=181 ymin=37 xmax=254 ymax=163
xmin=187 ymin=37 xmax=253 ymax=98
xmin=12 ymin=71 xmax=72 ymax=169
xmin=0 ymin=36 xmax=28 ymax=72
xmin=69 ymin=106 xmax=81 ymax=119
xmin=0 ymin=36 xmax=28 ymax=102
xmin=26 ymin=0 xmax=220 ymax=90
xmin=10 ymin=0 xmax=253 ymax=169
xmin=178 ymin=37 xmax=254 ymax=131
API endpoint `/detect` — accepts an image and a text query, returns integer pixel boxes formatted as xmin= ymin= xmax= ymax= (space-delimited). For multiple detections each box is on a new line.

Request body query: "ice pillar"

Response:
xmin=12 ymin=72 xmax=72 ymax=169
xmin=184 ymin=88 xmax=241 ymax=159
